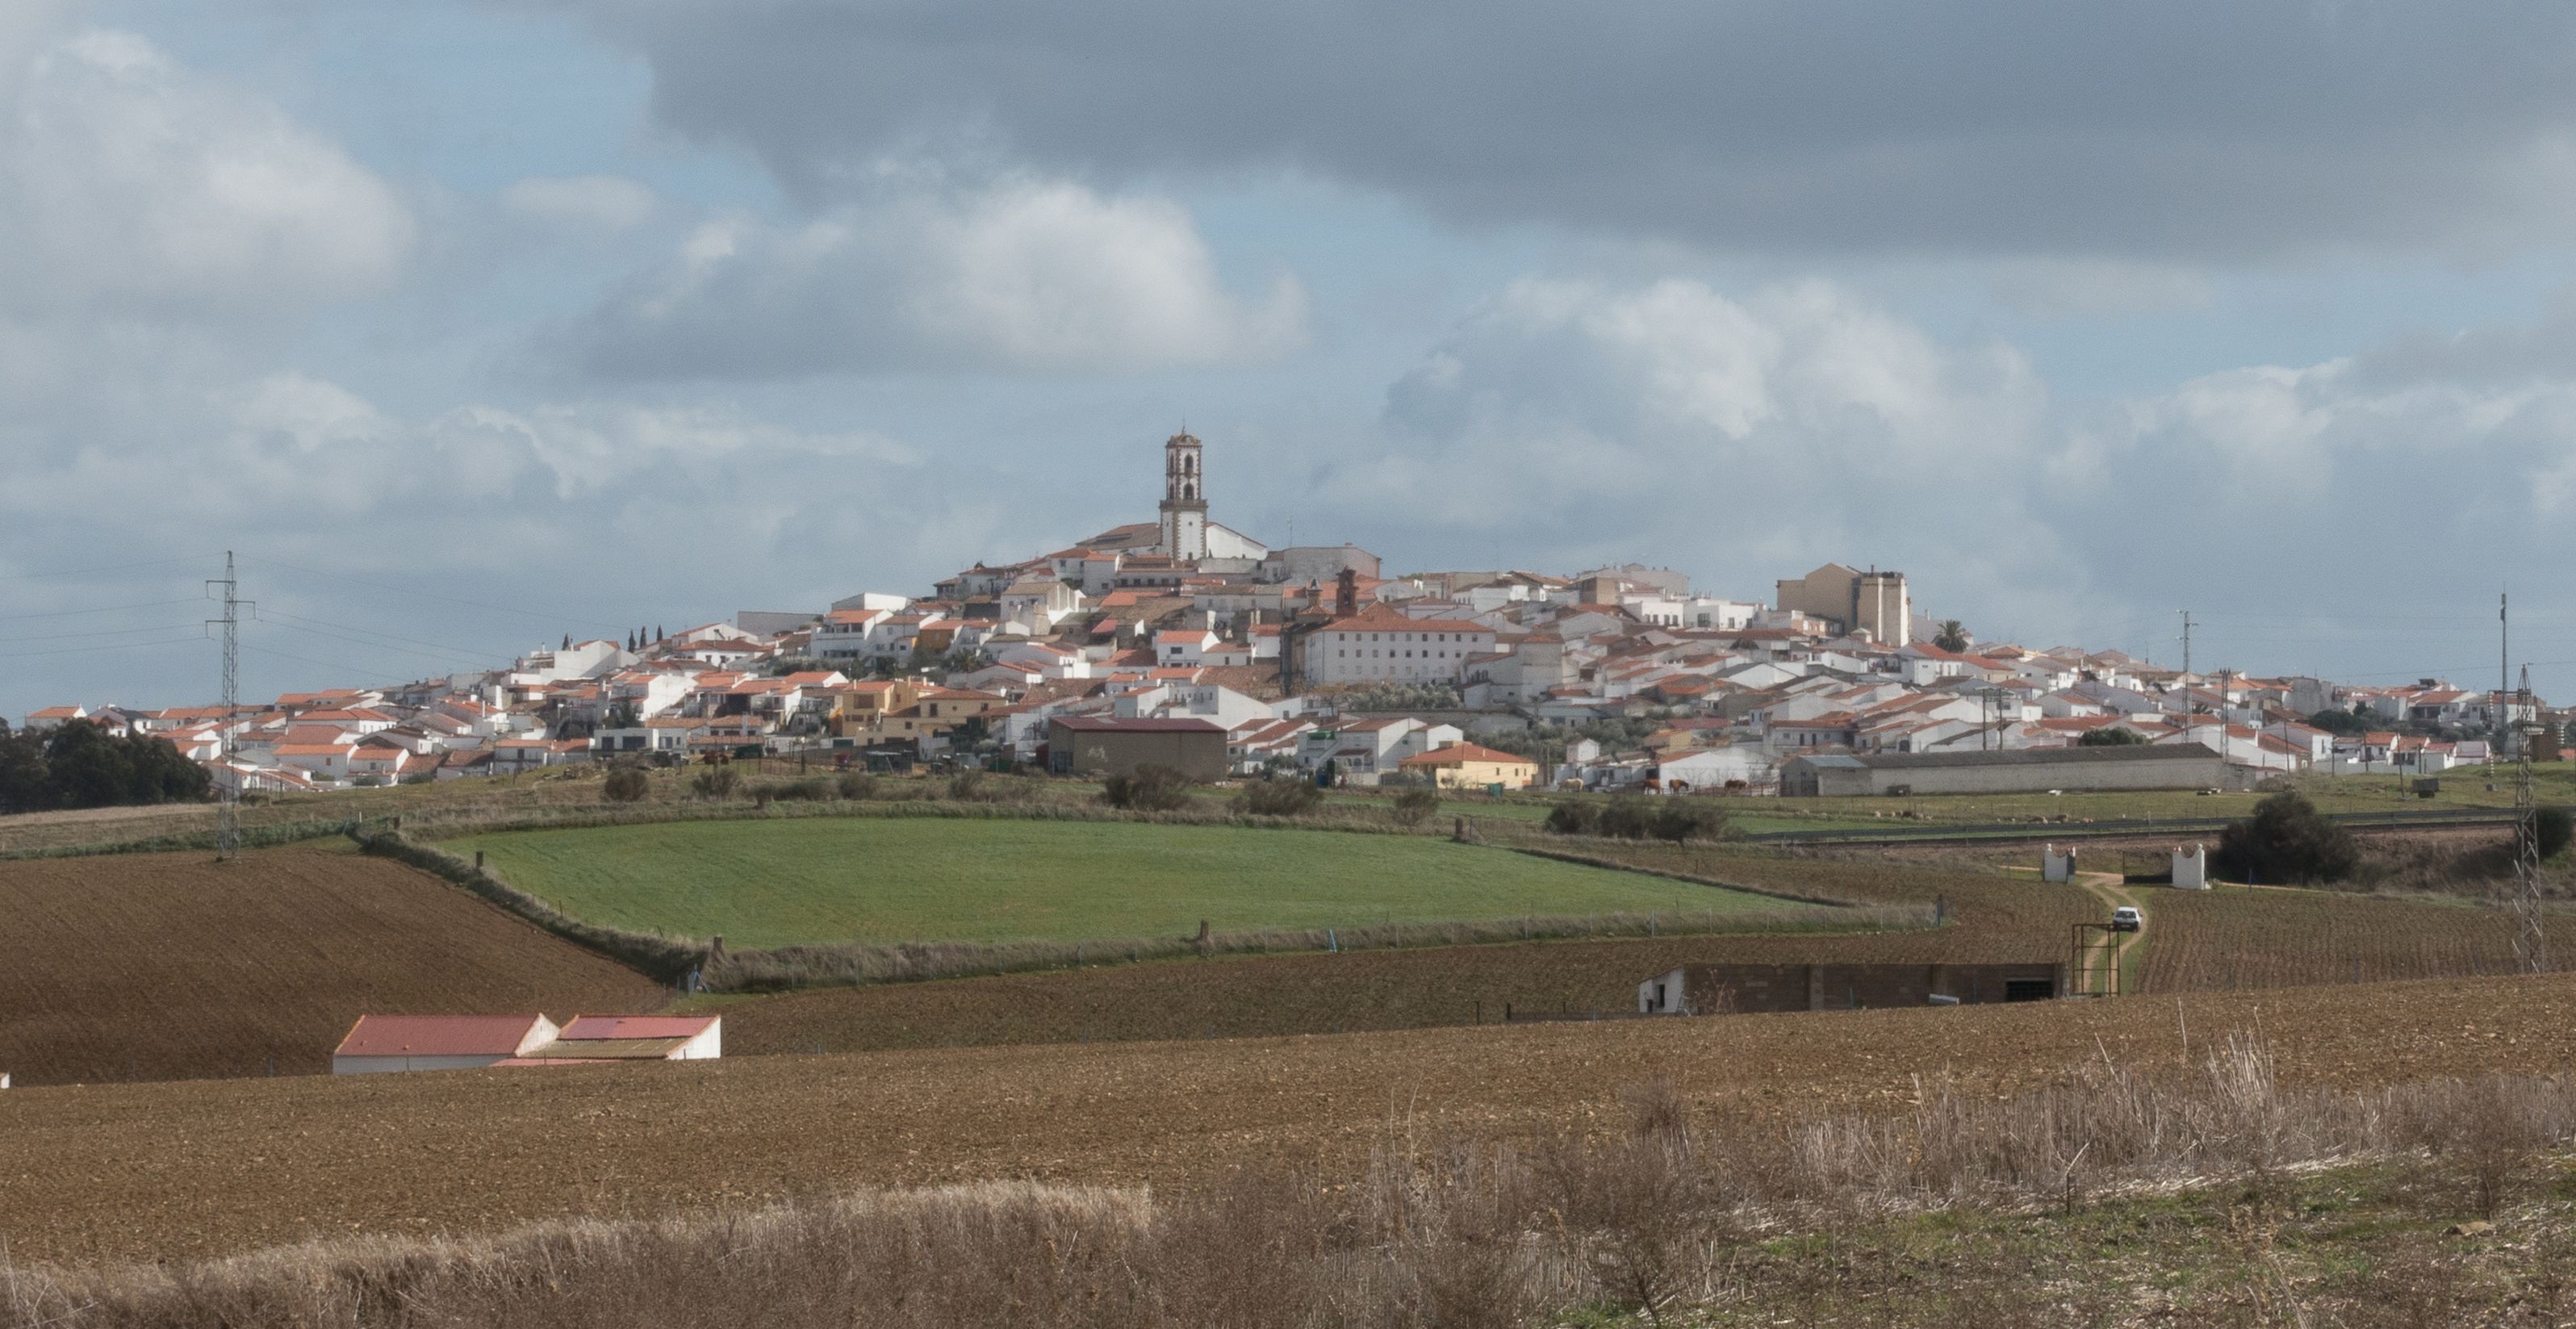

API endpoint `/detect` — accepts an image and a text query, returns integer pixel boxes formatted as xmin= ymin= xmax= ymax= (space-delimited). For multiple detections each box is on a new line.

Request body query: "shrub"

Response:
xmin=1392 ymin=786 xmax=1441 ymax=826
xmin=1649 ymin=798 xmax=1729 ymax=843
xmin=689 ymin=767 xmax=741 ymax=800
xmin=1102 ymin=764 xmax=1195 ymax=812
xmin=602 ymin=767 xmax=650 ymax=803
xmin=1237 ymin=776 xmax=1323 ymax=817
xmin=2537 ymin=806 xmax=2573 ymax=860
xmin=1596 ymin=794 xmax=1655 ymax=841
xmin=1544 ymin=798 xmax=1600 ymax=836
xmin=946 ymin=770 xmax=985 ymax=801
xmin=835 ymin=771 xmax=878 ymax=800
xmin=2076 ymin=727 xmax=2146 ymax=746
xmin=751 ymin=778 xmax=834 ymax=805
xmin=2216 ymin=791 xmax=2360 ymax=884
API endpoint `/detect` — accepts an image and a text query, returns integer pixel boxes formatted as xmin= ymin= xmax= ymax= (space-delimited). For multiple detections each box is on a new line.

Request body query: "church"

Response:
xmin=1078 ymin=432 xmax=1273 ymax=569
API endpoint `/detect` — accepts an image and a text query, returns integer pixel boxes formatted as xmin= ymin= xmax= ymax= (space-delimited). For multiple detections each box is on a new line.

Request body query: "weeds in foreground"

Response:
xmin=10 ymin=1040 xmax=2574 ymax=1327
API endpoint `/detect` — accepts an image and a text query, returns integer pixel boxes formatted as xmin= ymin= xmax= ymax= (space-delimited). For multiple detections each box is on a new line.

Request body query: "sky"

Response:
xmin=7 ymin=0 xmax=2576 ymax=717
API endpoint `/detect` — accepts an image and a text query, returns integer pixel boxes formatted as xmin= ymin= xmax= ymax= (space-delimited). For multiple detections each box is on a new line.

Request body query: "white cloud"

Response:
xmin=560 ymin=174 xmax=1308 ymax=378
xmin=0 ymin=29 xmax=414 ymax=318
xmin=502 ymin=173 xmax=657 ymax=231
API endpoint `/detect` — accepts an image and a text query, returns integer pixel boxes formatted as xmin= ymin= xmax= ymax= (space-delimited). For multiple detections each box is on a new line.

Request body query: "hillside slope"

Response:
xmin=0 ymin=846 xmax=664 ymax=1085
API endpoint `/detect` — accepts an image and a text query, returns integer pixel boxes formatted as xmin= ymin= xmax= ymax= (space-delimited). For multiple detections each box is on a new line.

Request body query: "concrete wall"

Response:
xmin=1640 ymin=962 xmax=2065 ymax=1014
xmin=332 ymin=1054 xmax=509 ymax=1076
xmin=1049 ymin=724 xmax=1229 ymax=780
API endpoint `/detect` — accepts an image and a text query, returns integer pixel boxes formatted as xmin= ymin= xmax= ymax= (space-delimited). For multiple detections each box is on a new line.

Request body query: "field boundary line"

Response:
xmin=1500 ymin=844 xmax=1871 ymax=909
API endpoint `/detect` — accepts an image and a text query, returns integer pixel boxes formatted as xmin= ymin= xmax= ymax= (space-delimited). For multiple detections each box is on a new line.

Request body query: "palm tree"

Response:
xmin=1934 ymin=620 xmax=1970 ymax=652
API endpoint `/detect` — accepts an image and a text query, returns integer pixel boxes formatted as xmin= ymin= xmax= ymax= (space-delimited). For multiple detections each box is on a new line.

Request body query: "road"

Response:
xmin=2073 ymin=872 xmax=2147 ymax=995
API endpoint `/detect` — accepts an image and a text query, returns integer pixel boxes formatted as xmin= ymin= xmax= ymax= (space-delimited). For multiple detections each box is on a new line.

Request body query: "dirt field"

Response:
xmin=0 ymin=846 xmax=666 ymax=1085
xmin=713 ymin=851 xmax=2081 ymax=1054
xmin=4 ymin=972 xmax=2571 ymax=1266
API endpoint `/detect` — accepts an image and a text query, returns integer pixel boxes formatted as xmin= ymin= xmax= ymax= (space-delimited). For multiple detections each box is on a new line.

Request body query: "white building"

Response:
xmin=1298 ymin=604 xmax=1498 ymax=686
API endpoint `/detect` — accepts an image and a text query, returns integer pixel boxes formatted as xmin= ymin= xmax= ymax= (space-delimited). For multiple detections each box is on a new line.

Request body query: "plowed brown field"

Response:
xmin=0 ymin=846 xmax=664 ymax=1085
xmin=6 ymin=972 xmax=2570 ymax=1265
xmin=720 ymin=850 xmax=2089 ymax=1054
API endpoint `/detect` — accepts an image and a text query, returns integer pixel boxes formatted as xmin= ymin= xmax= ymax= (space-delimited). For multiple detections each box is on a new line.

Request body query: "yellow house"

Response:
xmin=1395 ymin=741 xmax=1539 ymax=790
xmin=828 ymin=679 xmax=920 ymax=739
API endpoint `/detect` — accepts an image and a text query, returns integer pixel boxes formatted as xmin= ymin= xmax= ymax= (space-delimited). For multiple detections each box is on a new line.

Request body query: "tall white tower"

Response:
xmin=1158 ymin=431 xmax=1208 ymax=561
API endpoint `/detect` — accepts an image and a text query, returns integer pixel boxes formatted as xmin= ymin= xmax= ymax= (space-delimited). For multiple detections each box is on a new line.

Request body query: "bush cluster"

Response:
xmin=2215 ymin=791 xmax=2359 ymax=884
xmin=751 ymin=777 xmax=835 ymax=805
xmin=1102 ymin=764 xmax=1195 ymax=812
xmin=1236 ymin=776 xmax=1323 ymax=817
xmin=0 ymin=719 xmax=210 ymax=814
xmin=688 ymin=767 xmax=741 ymax=800
xmin=1545 ymin=793 xmax=1729 ymax=843
xmin=1390 ymin=786 xmax=1441 ymax=826
xmin=601 ymin=767 xmax=650 ymax=803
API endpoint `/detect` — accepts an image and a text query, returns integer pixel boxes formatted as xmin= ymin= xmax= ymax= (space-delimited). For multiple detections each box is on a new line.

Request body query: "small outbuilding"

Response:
xmin=524 ymin=1014 xmax=723 ymax=1063
xmin=332 ymin=1014 xmax=559 ymax=1075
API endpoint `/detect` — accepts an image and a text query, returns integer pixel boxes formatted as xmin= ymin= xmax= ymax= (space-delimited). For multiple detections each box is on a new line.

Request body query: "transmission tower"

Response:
xmin=205 ymin=552 xmax=249 ymax=861
xmin=2511 ymin=665 xmax=2545 ymax=973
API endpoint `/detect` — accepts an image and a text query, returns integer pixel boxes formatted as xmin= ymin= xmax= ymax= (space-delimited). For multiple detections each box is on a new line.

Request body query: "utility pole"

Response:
xmin=204 ymin=551 xmax=250 ymax=862
xmin=2177 ymin=610 xmax=2195 ymax=747
xmin=2511 ymin=665 xmax=2546 ymax=973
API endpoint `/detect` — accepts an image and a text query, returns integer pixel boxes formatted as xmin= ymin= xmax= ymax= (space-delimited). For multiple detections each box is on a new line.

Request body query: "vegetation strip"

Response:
xmin=12 ymin=1039 xmax=2575 ymax=1327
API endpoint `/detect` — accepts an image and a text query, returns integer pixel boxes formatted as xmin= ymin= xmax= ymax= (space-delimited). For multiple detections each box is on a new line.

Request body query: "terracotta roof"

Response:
xmin=1398 ymin=743 xmax=1537 ymax=767
xmin=558 ymin=1015 xmax=717 ymax=1041
xmin=1050 ymin=717 xmax=1226 ymax=733
xmin=334 ymin=1014 xmax=548 ymax=1059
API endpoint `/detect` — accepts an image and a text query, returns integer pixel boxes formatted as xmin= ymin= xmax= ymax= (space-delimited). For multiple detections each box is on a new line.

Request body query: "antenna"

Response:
xmin=203 ymin=551 xmax=251 ymax=862
xmin=2512 ymin=663 xmax=2545 ymax=973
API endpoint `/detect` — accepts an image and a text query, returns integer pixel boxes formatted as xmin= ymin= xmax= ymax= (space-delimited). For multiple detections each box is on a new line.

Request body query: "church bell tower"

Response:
xmin=1158 ymin=431 xmax=1208 ymax=561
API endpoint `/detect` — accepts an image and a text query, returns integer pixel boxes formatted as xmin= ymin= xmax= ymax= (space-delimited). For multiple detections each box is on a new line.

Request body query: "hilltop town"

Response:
xmin=9 ymin=431 xmax=2553 ymax=800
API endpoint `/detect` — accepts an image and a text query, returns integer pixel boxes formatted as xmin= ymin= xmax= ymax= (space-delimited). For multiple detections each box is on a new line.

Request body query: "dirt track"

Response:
xmin=6 ymin=972 xmax=2572 ymax=1265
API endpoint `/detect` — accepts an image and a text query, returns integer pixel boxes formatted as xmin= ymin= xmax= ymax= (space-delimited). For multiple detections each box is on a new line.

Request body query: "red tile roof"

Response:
xmin=334 ymin=1014 xmax=548 ymax=1059
xmin=557 ymin=1015 xmax=717 ymax=1042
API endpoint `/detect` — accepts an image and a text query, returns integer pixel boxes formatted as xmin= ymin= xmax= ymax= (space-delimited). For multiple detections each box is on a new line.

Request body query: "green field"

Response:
xmin=445 ymin=818 xmax=1787 ymax=948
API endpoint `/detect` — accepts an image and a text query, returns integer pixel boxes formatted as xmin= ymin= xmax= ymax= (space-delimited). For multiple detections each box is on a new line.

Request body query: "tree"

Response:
xmin=2305 ymin=708 xmax=2369 ymax=737
xmin=1933 ymin=620 xmax=1970 ymax=653
xmin=2215 ymin=791 xmax=2360 ymax=884
xmin=2537 ymin=807 xmax=2573 ymax=860
xmin=2076 ymin=727 xmax=2147 ymax=746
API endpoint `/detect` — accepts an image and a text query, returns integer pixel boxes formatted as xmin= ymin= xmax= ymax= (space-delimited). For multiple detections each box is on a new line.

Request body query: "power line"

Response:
xmin=0 ymin=621 xmax=214 ymax=646
xmin=252 ymin=609 xmax=508 ymax=666
xmin=0 ymin=635 xmax=206 ymax=661
xmin=238 ymin=554 xmax=629 ymax=633
xmin=0 ymin=554 xmax=224 ymax=583
xmin=0 ymin=597 xmax=207 ymax=622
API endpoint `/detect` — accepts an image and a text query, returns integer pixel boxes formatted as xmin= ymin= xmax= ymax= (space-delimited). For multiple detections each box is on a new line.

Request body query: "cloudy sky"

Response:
xmin=8 ymin=0 xmax=2576 ymax=717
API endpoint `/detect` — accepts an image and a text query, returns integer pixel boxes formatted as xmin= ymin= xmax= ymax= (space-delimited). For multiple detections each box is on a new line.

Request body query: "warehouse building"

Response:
xmin=1778 ymin=742 xmax=2235 ymax=797
xmin=332 ymin=1013 xmax=721 ymax=1074
xmin=1637 ymin=962 xmax=2064 ymax=1015
xmin=1046 ymin=716 xmax=1228 ymax=779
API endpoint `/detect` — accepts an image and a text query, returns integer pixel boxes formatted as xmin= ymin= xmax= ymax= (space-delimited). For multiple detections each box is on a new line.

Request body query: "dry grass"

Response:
xmin=10 ymin=1039 xmax=2574 ymax=1328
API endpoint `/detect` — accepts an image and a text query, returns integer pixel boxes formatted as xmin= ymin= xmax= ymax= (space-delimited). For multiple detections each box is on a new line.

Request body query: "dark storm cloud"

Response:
xmin=547 ymin=0 xmax=2576 ymax=260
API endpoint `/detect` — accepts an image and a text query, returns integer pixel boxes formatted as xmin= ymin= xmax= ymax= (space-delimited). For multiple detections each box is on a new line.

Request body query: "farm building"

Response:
xmin=1636 ymin=962 xmax=2066 ymax=1014
xmin=1394 ymin=742 xmax=1538 ymax=789
xmin=526 ymin=1014 xmax=722 ymax=1063
xmin=332 ymin=1014 xmax=560 ymax=1075
xmin=1778 ymin=743 xmax=2235 ymax=796
xmin=332 ymin=1013 xmax=721 ymax=1073
xmin=1046 ymin=716 xmax=1228 ymax=779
